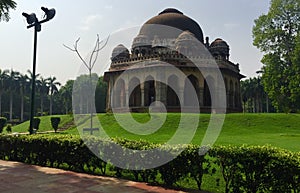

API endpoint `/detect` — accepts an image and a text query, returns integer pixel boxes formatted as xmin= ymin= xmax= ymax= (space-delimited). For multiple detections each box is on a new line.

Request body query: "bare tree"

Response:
xmin=64 ymin=34 xmax=109 ymax=134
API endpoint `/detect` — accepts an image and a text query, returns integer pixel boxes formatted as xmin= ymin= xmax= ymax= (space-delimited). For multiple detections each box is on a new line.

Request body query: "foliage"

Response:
xmin=0 ymin=0 xmax=16 ymax=22
xmin=50 ymin=117 xmax=61 ymax=132
xmin=32 ymin=117 xmax=40 ymax=131
xmin=0 ymin=134 xmax=299 ymax=192
xmin=253 ymin=0 xmax=300 ymax=112
xmin=0 ymin=117 xmax=7 ymax=133
xmin=5 ymin=123 xmax=12 ymax=133
xmin=95 ymin=76 xmax=107 ymax=113
xmin=240 ymin=77 xmax=274 ymax=113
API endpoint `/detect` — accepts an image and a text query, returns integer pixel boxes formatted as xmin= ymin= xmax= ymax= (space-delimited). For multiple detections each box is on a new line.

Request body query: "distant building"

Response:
xmin=104 ymin=8 xmax=244 ymax=113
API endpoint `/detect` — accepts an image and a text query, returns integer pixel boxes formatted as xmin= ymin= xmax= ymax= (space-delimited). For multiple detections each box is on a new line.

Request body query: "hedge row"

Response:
xmin=0 ymin=134 xmax=299 ymax=192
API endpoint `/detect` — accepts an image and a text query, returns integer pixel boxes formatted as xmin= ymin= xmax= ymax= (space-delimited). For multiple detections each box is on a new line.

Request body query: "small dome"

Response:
xmin=210 ymin=38 xmax=229 ymax=48
xmin=111 ymin=44 xmax=130 ymax=62
xmin=132 ymin=34 xmax=150 ymax=49
xmin=209 ymin=38 xmax=230 ymax=60
xmin=176 ymin=30 xmax=196 ymax=42
xmin=175 ymin=31 xmax=202 ymax=56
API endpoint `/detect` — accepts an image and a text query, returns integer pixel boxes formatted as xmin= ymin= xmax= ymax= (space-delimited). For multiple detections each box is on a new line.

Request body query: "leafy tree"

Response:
xmin=6 ymin=69 xmax=20 ymax=120
xmin=95 ymin=76 xmax=107 ymax=113
xmin=253 ymin=0 xmax=300 ymax=112
xmin=241 ymin=77 xmax=273 ymax=113
xmin=0 ymin=69 xmax=8 ymax=116
xmin=18 ymin=74 xmax=29 ymax=122
xmin=37 ymin=77 xmax=49 ymax=115
xmin=58 ymin=80 xmax=73 ymax=114
xmin=0 ymin=117 xmax=7 ymax=133
xmin=0 ymin=0 xmax=16 ymax=22
xmin=48 ymin=76 xmax=61 ymax=115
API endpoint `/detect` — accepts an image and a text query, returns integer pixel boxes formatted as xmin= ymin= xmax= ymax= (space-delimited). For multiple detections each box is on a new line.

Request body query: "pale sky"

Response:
xmin=0 ymin=0 xmax=270 ymax=84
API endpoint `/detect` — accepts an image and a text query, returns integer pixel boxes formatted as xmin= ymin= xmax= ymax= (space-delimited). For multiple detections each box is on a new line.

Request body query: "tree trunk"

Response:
xmin=20 ymin=90 xmax=24 ymax=122
xmin=50 ymin=95 xmax=53 ymax=115
xmin=9 ymin=91 xmax=13 ymax=121
xmin=0 ymin=93 xmax=2 ymax=117
xmin=40 ymin=94 xmax=44 ymax=116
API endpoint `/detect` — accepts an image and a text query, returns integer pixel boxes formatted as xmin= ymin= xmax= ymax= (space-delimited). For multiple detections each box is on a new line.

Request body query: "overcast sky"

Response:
xmin=0 ymin=0 xmax=270 ymax=84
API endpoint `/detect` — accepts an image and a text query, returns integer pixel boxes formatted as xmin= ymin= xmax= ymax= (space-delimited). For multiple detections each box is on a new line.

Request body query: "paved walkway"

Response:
xmin=0 ymin=160 xmax=192 ymax=193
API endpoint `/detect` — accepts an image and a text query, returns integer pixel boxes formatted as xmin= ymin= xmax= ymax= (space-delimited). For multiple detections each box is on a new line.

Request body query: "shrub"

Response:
xmin=0 ymin=134 xmax=299 ymax=192
xmin=50 ymin=117 xmax=61 ymax=133
xmin=0 ymin=117 xmax=7 ymax=133
xmin=32 ymin=117 xmax=41 ymax=131
xmin=6 ymin=124 xmax=12 ymax=133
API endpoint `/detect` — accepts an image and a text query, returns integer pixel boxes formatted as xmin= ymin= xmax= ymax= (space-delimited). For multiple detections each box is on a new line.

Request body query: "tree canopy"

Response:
xmin=0 ymin=0 xmax=16 ymax=22
xmin=253 ymin=0 xmax=300 ymax=112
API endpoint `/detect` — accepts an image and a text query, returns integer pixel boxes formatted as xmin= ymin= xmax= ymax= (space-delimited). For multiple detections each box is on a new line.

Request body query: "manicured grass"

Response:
xmin=11 ymin=113 xmax=300 ymax=151
xmin=6 ymin=113 xmax=300 ymax=193
xmin=10 ymin=114 xmax=74 ymax=133
xmin=64 ymin=113 xmax=300 ymax=152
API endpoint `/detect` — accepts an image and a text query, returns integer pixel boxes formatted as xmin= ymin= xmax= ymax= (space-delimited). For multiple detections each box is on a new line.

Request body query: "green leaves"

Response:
xmin=0 ymin=135 xmax=299 ymax=192
xmin=253 ymin=0 xmax=300 ymax=112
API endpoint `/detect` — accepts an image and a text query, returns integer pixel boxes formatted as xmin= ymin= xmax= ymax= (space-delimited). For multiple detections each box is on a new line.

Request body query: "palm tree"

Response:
xmin=27 ymin=70 xmax=40 ymax=117
xmin=48 ymin=76 xmax=61 ymax=115
xmin=0 ymin=69 xmax=8 ymax=116
xmin=18 ymin=74 xmax=30 ymax=122
xmin=37 ymin=77 xmax=49 ymax=116
xmin=7 ymin=69 xmax=20 ymax=121
xmin=59 ymin=80 xmax=73 ymax=114
xmin=0 ymin=0 xmax=16 ymax=22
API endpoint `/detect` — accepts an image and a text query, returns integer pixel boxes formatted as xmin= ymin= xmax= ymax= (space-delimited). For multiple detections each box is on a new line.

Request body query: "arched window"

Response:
xmin=167 ymin=75 xmax=179 ymax=106
xmin=204 ymin=76 xmax=214 ymax=107
xmin=113 ymin=78 xmax=125 ymax=108
xmin=184 ymin=75 xmax=199 ymax=106
xmin=129 ymin=77 xmax=141 ymax=107
xmin=144 ymin=76 xmax=155 ymax=106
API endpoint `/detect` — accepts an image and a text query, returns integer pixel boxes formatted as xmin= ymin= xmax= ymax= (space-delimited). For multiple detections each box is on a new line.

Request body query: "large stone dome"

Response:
xmin=138 ymin=8 xmax=204 ymax=43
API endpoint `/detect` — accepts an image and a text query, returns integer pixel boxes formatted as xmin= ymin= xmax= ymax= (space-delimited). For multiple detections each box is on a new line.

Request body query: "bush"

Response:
xmin=0 ymin=134 xmax=299 ymax=192
xmin=6 ymin=124 xmax=12 ymax=133
xmin=50 ymin=117 xmax=61 ymax=132
xmin=32 ymin=117 xmax=41 ymax=131
xmin=0 ymin=117 xmax=7 ymax=133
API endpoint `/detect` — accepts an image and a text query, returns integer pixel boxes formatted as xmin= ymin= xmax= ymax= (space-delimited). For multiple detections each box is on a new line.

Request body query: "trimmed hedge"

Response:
xmin=0 ymin=117 xmax=7 ymax=133
xmin=0 ymin=134 xmax=299 ymax=192
xmin=50 ymin=117 xmax=61 ymax=132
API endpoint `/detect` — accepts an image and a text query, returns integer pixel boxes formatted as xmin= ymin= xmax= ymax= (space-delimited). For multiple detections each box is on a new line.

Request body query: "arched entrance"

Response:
xmin=144 ymin=76 xmax=155 ymax=106
xmin=184 ymin=75 xmax=199 ymax=106
xmin=129 ymin=77 xmax=141 ymax=107
xmin=167 ymin=75 xmax=179 ymax=106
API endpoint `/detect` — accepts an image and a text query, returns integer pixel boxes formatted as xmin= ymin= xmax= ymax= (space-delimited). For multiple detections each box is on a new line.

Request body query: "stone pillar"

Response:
xmin=141 ymin=82 xmax=145 ymax=107
xmin=199 ymin=88 xmax=204 ymax=106
xmin=178 ymin=88 xmax=184 ymax=107
xmin=155 ymin=69 xmax=167 ymax=106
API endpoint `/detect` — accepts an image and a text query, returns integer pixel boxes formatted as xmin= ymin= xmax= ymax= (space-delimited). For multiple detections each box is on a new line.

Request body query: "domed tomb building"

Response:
xmin=104 ymin=8 xmax=244 ymax=113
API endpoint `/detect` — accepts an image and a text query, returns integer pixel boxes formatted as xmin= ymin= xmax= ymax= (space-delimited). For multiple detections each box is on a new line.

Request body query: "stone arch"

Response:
xmin=113 ymin=78 xmax=126 ymax=108
xmin=184 ymin=74 xmax=199 ymax=106
xmin=144 ymin=75 xmax=155 ymax=106
xmin=167 ymin=75 xmax=179 ymax=106
xmin=203 ymin=76 xmax=215 ymax=107
xmin=129 ymin=77 xmax=141 ymax=107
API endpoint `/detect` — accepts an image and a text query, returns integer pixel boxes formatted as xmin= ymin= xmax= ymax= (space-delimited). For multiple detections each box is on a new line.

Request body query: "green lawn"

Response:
xmin=5 ymin=113 xmax=300 ymax=192
xmin=10 ymin=113 xmax=300 ymax=151
xmin=10 ymin=114 xmax=74 ymax=133
xmin=64 ymin=113 xmax=300 ymax=152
